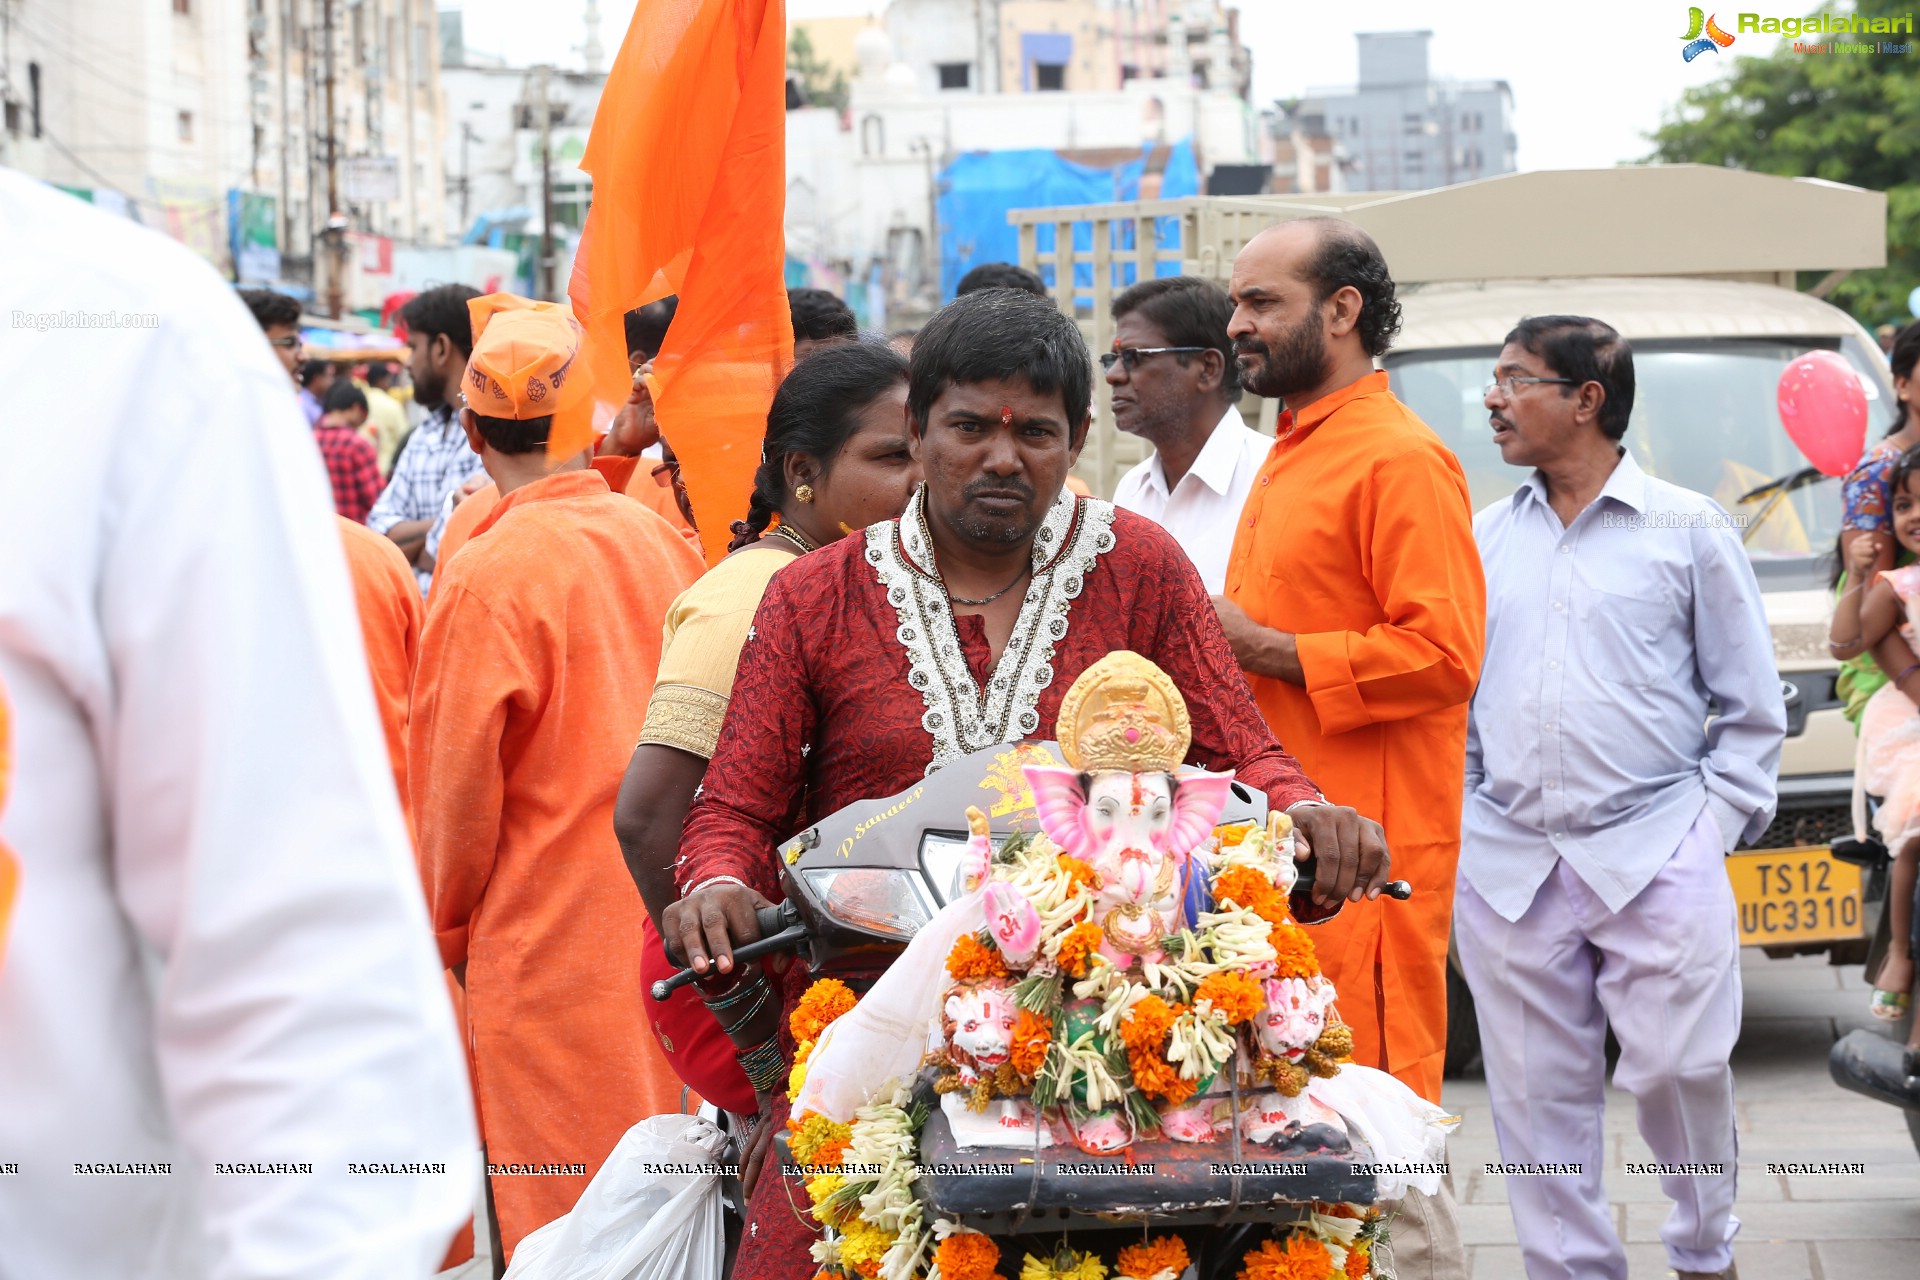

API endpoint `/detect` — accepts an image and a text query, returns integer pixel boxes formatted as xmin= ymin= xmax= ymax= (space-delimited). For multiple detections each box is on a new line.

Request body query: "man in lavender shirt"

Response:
xmin=1460 ymin=315 xmax=1784 ymax=1280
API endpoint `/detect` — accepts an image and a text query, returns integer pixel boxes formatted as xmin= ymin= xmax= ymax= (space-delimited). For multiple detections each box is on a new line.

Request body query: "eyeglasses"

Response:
xmin=1483 ymin=374 xmax=1577 ymax=399
xmin=268 ymin=335 xmax=303 ymax=350
xmin=1099 ymin=346 xmax=1210 ymax=372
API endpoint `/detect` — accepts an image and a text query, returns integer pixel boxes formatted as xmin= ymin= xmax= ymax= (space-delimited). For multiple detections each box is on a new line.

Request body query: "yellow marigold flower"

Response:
xmin=790 ymin=1114 xmax=852 ymax=1167
xmin=836 ymin=1219 xmax=894 ymax=1274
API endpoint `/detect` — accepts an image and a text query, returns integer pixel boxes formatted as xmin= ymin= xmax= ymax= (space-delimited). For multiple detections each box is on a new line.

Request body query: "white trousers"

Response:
xmin=1456 ymin=810 xmax=1741 ymax=1279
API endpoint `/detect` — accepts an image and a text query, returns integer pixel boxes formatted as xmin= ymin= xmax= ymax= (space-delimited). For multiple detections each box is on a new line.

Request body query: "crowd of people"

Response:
xmin=31 ymin=154 xmax=1920 ymax=1280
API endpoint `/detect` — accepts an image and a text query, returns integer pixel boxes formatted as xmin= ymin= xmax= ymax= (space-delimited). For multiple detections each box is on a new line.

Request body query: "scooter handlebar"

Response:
xmin=649 ymin=903 xmax=804 ymax=1002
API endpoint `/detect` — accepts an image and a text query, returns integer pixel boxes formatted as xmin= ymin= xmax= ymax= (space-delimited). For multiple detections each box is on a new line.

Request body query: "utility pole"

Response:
xmin=536 ymin=64 xmax=555 ymax=301
xmin=321 ymin=0 xmax=344 ymax=318
xmin=458 ymin=121 xmax=476 ymax=231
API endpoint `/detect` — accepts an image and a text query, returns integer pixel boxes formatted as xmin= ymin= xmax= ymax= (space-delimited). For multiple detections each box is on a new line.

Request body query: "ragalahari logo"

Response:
xmin=1681 ymin=8 xmax=1737 ymax=59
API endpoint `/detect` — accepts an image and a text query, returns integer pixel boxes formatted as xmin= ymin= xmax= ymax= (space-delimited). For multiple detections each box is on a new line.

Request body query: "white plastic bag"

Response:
xmin=1306 ymin=1066 xmax=1460 ymax=1200
xmin=792 ymin=888 xmax=986 ymax=1122
xmin=502 ymin=1113 xmax=728 ymax=1280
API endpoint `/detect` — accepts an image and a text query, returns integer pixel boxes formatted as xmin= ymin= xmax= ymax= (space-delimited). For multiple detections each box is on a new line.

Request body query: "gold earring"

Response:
xmin=795 ymin=484 xmax=815 ymax=504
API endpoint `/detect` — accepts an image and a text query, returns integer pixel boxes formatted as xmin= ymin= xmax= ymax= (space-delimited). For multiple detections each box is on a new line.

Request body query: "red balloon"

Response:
xmin=1776 ymin=349 xmax=1869 ymax=477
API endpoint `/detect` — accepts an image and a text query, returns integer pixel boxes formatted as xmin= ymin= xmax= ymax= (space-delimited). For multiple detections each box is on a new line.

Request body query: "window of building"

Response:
xmin=1035 ymin=62 xmax=1066 ymax=91
xmin=178 ymin=110 xmax=194 ymax=142
xmin=1403 ymin=149 xmax=1423 ymax=168
xmin=937 ymin=62 xmax=971 ymax=90
xmin=1403 ymin=112 xmax=1423 ymax=136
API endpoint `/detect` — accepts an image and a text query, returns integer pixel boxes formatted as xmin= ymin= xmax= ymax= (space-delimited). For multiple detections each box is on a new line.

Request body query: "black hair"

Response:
xmin=624 ymin=296 xmax=679 ymax=360
xmin=955 ymin=262 xmax=1047 ymax=298
xmin=727 ymin=338 xmax=910 ymax=552
xmin=788 ymin=288 xmax=859 ymax=344
xmin=298 ymin=358 xmax=335 ymax=388
xmin=1110 ymin=275 xmax=1240 ymax=399
xmin=239 ymin=287 xmax=301 ymax=331
xmin=1887 ymin=322 xmax=1920 ymax=436
xmin=1503 ymin=314 xmax=1636 ymax=441
xmin=364 ymin=361 xmax=394 ymax=387
xmin=907 ymin=289 xmax=1092 ymax=438
xmin=399 ymin=283 xmax=482 ymax=359
xmin=471 ymin=413 xmax=555 ymax=456
xmin=322 ymin=380 xmax=368 ymax=415
xmin=1291 ymin=216 xmax=1403 ymax=359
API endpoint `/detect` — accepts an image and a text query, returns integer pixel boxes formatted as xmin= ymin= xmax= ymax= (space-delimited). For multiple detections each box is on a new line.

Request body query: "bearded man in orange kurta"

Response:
xmin=408 ymin=294 xmax=707 ymax=1264
xmin=1214 ymin=219 xmax=1485 ymax=1279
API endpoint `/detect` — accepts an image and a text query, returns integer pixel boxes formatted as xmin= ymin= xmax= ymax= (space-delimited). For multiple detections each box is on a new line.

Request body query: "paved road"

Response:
xmin=1445 ymin=949 xmax=1920 ymax=1278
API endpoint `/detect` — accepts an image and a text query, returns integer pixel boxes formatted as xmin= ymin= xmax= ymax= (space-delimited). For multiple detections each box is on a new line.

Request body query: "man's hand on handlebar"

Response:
xmin=662 ymin=881 xmax=774 ymax=977
xmin=1290 ymin=803 xmax=1392 ymax=907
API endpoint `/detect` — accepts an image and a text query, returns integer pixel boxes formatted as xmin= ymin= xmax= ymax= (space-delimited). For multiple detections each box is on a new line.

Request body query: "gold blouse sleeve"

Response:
xmin=639 ymin=546 xmax=794 ymax=759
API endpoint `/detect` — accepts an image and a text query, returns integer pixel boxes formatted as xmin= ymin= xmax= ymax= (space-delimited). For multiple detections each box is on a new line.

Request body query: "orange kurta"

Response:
xmin=1225 ymin=371 xmax=1486 ymax=1103
xmin=432 ymin=457 xmax=698 ymax=605
xmin=338 ymin=516 xmax=424 ymax=808
xmin=409 ymin=468 xmax=706 ymax=1261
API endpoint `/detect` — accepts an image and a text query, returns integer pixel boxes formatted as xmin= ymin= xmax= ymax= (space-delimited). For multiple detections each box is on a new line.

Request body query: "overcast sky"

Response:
xmin=454 ymin=0 xmax=1744 ymax=170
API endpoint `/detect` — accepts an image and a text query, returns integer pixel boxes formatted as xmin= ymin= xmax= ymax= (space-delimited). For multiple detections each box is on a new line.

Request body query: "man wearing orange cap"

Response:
xmin=407 ymin=293 xmax=707 ymax=1264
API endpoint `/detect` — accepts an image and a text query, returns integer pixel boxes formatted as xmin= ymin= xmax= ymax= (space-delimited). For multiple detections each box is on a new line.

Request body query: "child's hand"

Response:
xmin=1845 ymin=533 xmax=1885 ymax=583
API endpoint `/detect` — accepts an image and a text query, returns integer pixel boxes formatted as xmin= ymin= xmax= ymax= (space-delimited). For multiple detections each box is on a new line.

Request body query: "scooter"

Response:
xmin=654 ymin=742 xmax=1414 ymax=1278
xmin=1828 ymin=806 xmax=1920 ymax=1155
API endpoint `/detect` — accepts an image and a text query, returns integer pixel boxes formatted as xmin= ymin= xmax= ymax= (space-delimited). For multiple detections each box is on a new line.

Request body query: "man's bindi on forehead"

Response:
xmin=1001 ymin=405 xmax=1014 ymax=428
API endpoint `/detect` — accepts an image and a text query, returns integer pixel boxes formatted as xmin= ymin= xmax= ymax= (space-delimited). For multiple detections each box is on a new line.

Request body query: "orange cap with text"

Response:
xmin=462 ymin=293 xmax=597 ymax=457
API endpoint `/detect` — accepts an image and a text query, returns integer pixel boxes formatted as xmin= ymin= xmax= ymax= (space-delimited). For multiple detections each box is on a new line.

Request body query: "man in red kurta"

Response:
xmin=408 ymin=294 xmax=706 ymax=1264
xmin=1216 ymin=219 xmax=1484 ymax=1280
xmin=667 ymin=288 xmax=1393 ymax=1280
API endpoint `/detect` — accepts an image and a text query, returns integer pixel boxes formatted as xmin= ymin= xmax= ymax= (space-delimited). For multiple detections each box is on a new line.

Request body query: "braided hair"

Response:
xmin=727 ymin=338 xmax=909 ymax=552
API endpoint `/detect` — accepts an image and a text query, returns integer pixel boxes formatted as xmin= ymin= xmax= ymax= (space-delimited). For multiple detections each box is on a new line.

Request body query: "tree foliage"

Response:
xmin=789 ymin=27 xmax=850 ymax=113
xmin=1647 ymin=0 xmax=1920 ymax=325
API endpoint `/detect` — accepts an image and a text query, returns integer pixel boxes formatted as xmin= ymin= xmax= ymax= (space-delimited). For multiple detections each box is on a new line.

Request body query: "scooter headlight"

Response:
xmin=800 ymin=867 xmax=936 ymax=940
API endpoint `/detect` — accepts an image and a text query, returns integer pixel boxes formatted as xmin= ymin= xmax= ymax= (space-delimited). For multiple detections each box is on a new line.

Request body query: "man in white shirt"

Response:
xmin=1108 ymin=275 xmax=1272 ymax=593
xmin=1462 ymin=315 xmax=1783 ymax=1280
xmin=0 ymin=168 xmax=476 ymax=1278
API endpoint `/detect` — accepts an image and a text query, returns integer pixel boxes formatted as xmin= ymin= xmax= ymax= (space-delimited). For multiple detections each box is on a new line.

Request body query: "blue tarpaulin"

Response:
xmin=936 ymin=139 xmax=1200 ymax=303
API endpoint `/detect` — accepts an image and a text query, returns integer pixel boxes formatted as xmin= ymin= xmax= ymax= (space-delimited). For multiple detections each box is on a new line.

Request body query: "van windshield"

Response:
xmin=1387 ymin=337 xmax=1895 ymax=590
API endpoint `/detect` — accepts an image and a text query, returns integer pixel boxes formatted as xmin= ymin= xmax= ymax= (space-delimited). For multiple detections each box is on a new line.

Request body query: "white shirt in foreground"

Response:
xmin=0 ymin=168 xmax=477 ymax=1279
xmin=1111 ymin=404 xmax=1271 ymax=593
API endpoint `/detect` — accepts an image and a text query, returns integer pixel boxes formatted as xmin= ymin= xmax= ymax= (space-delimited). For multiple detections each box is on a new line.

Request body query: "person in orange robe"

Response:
xmin=1217 ymin=219 xmax=1485 ymax=1102
xmin=337 ymin=516 xmax=423 ymax=807
xmin=408 ymin=294 xmax=707 ymax=1265
xmin=1214 ymin=219 xmax=1484 ymax=1280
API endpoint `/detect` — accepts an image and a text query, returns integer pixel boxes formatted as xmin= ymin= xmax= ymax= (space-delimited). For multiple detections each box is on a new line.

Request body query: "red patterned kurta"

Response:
xmin=676 ymin=493 xmax=1321 ymax=1278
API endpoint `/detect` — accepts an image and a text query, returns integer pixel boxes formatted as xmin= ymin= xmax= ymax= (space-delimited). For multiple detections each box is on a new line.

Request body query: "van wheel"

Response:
xmin=1444 ymin=953 xmax=1483 ymax=1079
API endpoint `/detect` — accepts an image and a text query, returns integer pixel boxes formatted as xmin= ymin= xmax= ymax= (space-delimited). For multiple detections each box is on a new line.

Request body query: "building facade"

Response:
xmin=0 ymin=0 xmax=447 ymax=306
xmin=1297 ymin=30 xmax=1514 ymax=192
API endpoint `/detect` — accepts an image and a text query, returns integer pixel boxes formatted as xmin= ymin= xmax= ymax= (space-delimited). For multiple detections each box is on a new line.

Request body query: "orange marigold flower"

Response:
xmin=1118 ymin=994 xmax=1179 ymax=1051
xmin=1055 ymin=921 xmax=1106 ymax=979
xmin=1120 ymin=994 xmax=1195 ymax=1106
xmin=1212 ymin=866 xmax=1276 ymax=911
xmin=791 ymin=978 xmax=858 ymax=1045
xmin=1117 ymin=1234 xmax=1190 ymax=1279
xmin=1011 ymin=1008 xmax=1054 ymax=1079
xmin=1344 ymin=1241 xmax=1371 ymax=1279
xmin=1056 ymin=854 xmax=1101 ymax=894
xmin=1215 ymin=823 xmax=1255 ymax=847
xmin=1237 ymin=1234 xmax=1337 ymax=1280
xmin=811 ymin=1136 xmax=849 ymax=1170
xmin=1268 ymin=922 xmax=1320 ymax=980
xmin=932 ymin=1231 xmax=1002 ymax=1280
xmin=1195 ymin=970 xmax=1263 ymax=1025
xmin=947 ymin=932 xmax=1011 ymax=981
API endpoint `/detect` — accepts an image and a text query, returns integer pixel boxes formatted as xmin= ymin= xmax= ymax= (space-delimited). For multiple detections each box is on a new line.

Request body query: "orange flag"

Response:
xmin=569 ymin=0 xmax=793 ymax=563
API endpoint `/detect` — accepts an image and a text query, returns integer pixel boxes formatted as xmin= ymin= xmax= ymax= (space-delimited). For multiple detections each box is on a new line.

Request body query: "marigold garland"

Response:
xmin=1268 ymin=921 xmax=1319 ymax=980
xmin=806 ymin=1172 xmax=854 ymax=1227
xmin=1056 ymin=853 xmax=1101 ymax=894
xmin=1211 ymin=865 xmax=1275 ymax=911
xmin=792 ymin=978 xmax=859 ymax=1046
xmin=947 ymin=932 xmax=1012 ymax=981
xmin=1216 ymin=822 xmax=1256 ymax=847
xmin=1237 ymin=1234 xmax=1338 ymax=1280
xmin=790 ymin=1113 xmax=853 ymax=1167
xmin=1119 ymin=994 xmax=1196 ymax=1106
xmin=837 ymin=1219 xmax=894 ymax=1276
xmin=1010 ymin=1007 xmax=1054 ymax=1078
xmin=932 ymin=1230 xmax=1002 ymax=1280
xmin=1194 ymin=970 xmax=1263 ymax=1025
xmin=1055 ymin=921 xmax=1106 ymax=979
xmin=1344 ymin=1241 xmax=1371 ymax=1279
xmin=1116 ymin=1234 xmax=1190 ymax=1280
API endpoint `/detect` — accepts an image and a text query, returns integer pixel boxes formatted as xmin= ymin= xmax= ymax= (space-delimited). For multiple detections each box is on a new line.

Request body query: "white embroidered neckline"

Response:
xmin=867 ymin=485 xmax=1118 ymax=774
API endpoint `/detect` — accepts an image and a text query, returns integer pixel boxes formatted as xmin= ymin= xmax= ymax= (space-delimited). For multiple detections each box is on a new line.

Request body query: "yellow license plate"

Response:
xmin=1725 ymin=847 xmax=1864 ymax=945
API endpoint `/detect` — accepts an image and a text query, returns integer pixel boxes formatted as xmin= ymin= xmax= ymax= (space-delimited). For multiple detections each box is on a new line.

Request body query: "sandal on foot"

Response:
xmin=1870 ymin=988 xmax=1911 ymax=1021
